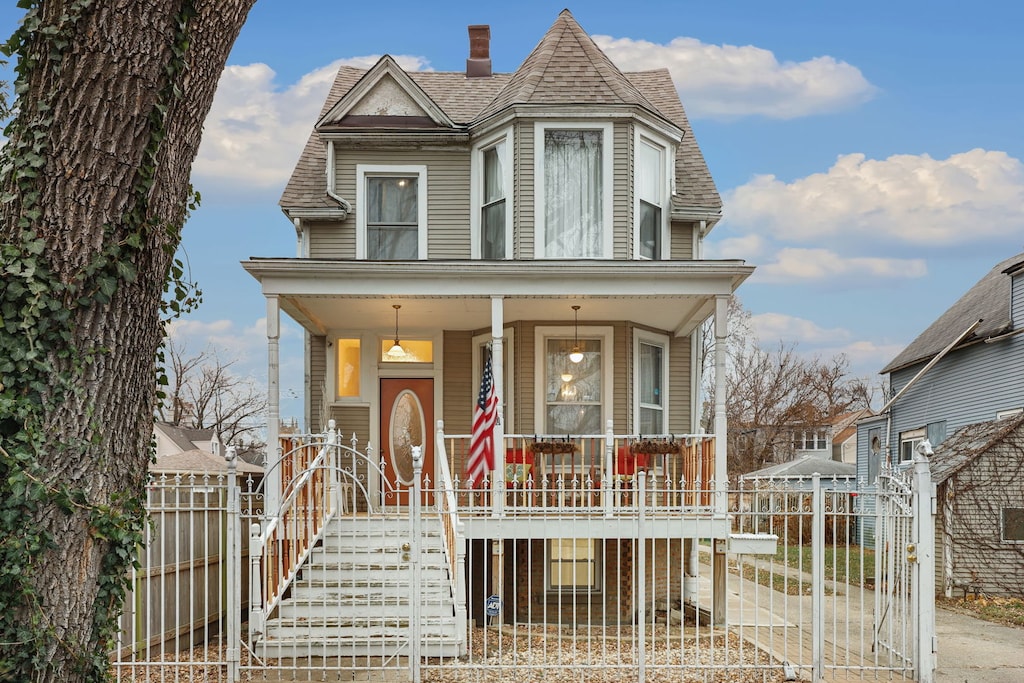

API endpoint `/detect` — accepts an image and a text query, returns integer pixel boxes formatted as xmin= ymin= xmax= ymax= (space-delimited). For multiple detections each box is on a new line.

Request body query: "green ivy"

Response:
xmin=0 ymin=1 xmax=201 ymax=679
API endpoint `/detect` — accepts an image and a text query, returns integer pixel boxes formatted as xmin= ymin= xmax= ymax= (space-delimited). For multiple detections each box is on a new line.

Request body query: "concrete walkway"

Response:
xmin=934 ymin=606 xmax=1024 ymax=683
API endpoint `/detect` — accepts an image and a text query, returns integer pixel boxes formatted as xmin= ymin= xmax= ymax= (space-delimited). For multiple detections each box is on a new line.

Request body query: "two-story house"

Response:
xmin=857 ymin=251 xmax=1024 ymax=596
xmin=243 ymin=10 xmax=751 ymax=655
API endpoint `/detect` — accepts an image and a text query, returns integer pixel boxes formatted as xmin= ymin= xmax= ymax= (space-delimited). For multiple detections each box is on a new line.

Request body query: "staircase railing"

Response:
xmin=434 ymin=420 xmax=468 ymax=655
xmin=250 ymin=424 xmax=340 ymax=636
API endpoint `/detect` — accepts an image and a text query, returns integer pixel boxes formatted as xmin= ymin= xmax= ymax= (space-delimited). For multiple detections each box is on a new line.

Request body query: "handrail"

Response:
xmin=259 ymin=431 xmax=337 ymax=616
xmin=433 ymin=421 xmax=466 ymax=651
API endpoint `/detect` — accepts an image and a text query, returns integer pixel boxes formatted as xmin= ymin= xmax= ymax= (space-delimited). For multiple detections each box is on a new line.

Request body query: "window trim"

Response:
xmin=534 ymin=325 xmax=614 ymax=434
xmin=328 ymin=332 xmax=372 ymax=404
xmin=534 ymin=121 xmax=614 ymax=259
xmin=355 ymin=164 xmax=428 ymax=260
xmin=633 ymin=130 xmax=673 ymax=260
xmin=633 ymin=329 xmax=669 ymax=434
xmin=899 ymin=427 xmax=926 ymax=463
xmin=546 ymin=538 xmax=601 ymax=593
xmin=1001 ymin=507 xmax=1024 ymax=544
xmin=470 ymin=129 xmax=513 ymax=259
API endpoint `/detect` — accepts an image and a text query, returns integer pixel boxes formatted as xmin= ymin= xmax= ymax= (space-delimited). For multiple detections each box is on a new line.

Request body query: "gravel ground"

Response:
xmin=112 ymin=626 xmax=787 ymax=683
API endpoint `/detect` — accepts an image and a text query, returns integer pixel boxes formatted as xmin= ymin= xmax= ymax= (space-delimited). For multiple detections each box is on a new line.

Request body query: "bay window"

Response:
xmin=636 ymin=136 xmax=667 ymax=259
xmin=472 ymin=131 xmax=512 ymax=259
xmin=535 ymin=122 xmax=612 ymax=258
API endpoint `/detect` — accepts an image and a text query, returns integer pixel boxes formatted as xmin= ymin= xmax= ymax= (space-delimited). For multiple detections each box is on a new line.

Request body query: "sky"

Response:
xmin=3 ymin=1 xmax=1023 ymax=423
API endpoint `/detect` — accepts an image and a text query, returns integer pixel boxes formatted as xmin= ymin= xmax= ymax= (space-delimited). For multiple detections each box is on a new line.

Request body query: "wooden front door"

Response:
xmin=380 ymin=378 xmax=434 ymax=506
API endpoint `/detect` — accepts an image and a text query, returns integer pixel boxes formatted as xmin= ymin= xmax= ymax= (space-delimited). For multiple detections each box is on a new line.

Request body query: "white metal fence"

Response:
xmin=110 ymin=440 xmax=936 ymax=683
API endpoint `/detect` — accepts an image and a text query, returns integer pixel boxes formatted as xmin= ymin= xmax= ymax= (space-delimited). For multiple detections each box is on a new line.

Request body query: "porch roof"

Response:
xmin=242 ymin=257 xmax=752 ymax=336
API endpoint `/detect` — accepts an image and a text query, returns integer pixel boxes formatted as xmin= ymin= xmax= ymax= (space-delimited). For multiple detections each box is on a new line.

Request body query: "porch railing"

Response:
xmin=437 ymin=423 xmax=716 ymax=516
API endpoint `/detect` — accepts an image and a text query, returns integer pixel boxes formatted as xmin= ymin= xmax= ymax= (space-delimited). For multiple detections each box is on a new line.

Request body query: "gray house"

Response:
xmin=857 ymin=251 xmax=1024 ymax=483
xmin=856 ymin=252 xmax=1024 ymax=590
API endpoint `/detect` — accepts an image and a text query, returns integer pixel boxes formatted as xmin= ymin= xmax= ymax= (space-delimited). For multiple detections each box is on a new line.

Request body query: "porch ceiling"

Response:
xmin=242 ymin=258 xmax=753 ymax=336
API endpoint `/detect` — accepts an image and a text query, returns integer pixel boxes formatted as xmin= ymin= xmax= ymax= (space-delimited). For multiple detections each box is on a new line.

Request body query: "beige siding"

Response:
xmin=309 ymin=335 xmax=328 ymax=432
xmin=516 ymin=121 xmax=535 ymax=259
xmin=443 ymin=330 xmax=474 ymax=435
xmin=670 ymin=221 xmax=695 ymax=260
xmin=613 ymin=121 xmax=631 ymax=259
xmin=668 ymin=334 xmax=693 ymax=433
xmin=311 ymin=148 xmax=471 ymax=259
xmin=328 ymin=405 xmax=371 ymax=450
xmin=611 ymin=321 xmax=630 ymax=429
xmin=309 ymin=219 xmax=353 ymax=259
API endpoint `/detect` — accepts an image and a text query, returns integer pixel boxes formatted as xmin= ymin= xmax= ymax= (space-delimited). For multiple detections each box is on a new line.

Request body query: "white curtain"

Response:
xmin=544 ymin=130 xmax=602 ymax=257
xmin=367 ymin=176 xmax=418 ymax=259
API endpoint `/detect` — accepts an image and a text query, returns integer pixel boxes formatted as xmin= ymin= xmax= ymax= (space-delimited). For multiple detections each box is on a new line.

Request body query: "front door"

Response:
xmin=380 ymin=378 xmax=434 ymax=506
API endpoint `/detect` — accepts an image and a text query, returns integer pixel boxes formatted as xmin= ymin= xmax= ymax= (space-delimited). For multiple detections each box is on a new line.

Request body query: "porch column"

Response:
xmin=266 ymin=295 xmax=281 ymax=516
xmin=490 ymin=296 xmax=505 ymax=516
xmin=712 ymin=294 xmax=728 ymax=627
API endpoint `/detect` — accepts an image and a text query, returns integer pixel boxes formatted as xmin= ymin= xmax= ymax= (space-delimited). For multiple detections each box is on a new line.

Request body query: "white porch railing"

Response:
xmin=434 ymin=421 xmax=469 ymax=657
xmin=435 ymin=424 xmax=716 ymax=517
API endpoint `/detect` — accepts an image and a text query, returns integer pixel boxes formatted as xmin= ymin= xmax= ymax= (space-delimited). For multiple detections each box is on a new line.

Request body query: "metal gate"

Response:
xmin=111 ymin=434 xmax=935 ymax=682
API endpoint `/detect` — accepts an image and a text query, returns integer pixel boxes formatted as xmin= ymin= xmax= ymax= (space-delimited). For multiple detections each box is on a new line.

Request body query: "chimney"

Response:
xmin=466 ymin=25 xmax=491 ymax=78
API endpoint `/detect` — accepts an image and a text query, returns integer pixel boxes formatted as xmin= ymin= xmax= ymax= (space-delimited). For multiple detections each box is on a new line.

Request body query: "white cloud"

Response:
xmin=192 ymin=55 xmax=431 ymax=193
xmin=751 ymin=312 xmax=851 ymax=345
xmin=594 ymin=35 xmax=876 ymax=119
xmin=726 ymin=149 xmax=1024 ymax=248
xmin=757 ymin=248 xmax=927 ymax=283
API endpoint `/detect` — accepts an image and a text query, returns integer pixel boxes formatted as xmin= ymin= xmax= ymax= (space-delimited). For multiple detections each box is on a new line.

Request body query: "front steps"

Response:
xmin=255 ymin=515 xmax=462 ymax=659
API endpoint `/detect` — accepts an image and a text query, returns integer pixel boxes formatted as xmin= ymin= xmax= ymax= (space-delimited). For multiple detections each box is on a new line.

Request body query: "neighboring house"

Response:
xmin=153 ymin=420 xmax=217 ymax=459
xmin=857 ymin=252 xmax=1024 ymax=484
xmin=243 ymin=11 xmax=751 ymax=630
xmin=927 ymin=413 xmax=1024 ymax=598
xmin=829 ymin=409 xmax=872 ymax=464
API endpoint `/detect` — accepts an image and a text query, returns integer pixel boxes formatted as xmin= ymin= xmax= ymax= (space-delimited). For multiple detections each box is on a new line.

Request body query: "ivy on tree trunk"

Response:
xmin=0 ymin=1 xmax=255 ymax=680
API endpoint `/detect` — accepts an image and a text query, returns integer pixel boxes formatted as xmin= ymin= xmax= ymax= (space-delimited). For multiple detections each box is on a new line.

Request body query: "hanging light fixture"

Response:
xmin=569 ymin=305 xmax=584 ymax=363
xmin=387 ymin=304 xmax=406 ymax=359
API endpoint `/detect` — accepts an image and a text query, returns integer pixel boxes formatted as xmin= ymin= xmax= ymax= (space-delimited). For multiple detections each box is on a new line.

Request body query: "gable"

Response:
xmin=348 ymin=74 xmax=430 ymax=118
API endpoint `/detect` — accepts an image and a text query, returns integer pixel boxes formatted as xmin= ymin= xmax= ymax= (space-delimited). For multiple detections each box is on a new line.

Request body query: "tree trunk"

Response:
xmin=0 ymin=1 xmax=254 ymax=680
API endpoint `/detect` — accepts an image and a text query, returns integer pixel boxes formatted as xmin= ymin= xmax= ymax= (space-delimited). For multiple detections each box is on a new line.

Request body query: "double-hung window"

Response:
xmin=635 ymin=331 xmax=668 ymax=434
xmin=636 ymin=136 xmax=668 ymax=259
xmin=537 ymin=326 xmax=613 ymax=436
xmin=356 ymin=165 xmax=427 ymax=259
xmin=472 ymin=131 xmax=511 ymax=259
xmin=535 ymin=122 xmax=613 ymax=258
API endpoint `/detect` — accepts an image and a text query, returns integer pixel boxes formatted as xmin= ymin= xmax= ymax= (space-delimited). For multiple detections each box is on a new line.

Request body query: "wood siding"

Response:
xmin=309 ymin=334 xmax=327 ymax=432
xmin=613 ymin=121 xmax=630 ymax=259
xmin=516 ymin=120 xmax=535 ymax=259
xmin=670 ymin=221 xmax=695 ymax=259
xmin=442 ymin=330 xmax=474 ymax=435
xmin=937 ymin=438 xmax=1024 ymax=597
xmin=668 ymin=333 xmax=693 ymax=433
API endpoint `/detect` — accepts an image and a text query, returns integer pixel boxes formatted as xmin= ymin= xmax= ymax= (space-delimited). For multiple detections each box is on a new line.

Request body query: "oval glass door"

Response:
xmin=388 ymin=389 xmax=425 ymax=485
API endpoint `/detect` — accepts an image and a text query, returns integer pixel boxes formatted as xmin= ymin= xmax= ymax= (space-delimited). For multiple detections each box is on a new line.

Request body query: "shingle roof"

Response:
xmin=881 ymin=252 xmax=1024 ymax=374
xmin=476 ymin=9 xmax=660 ymax=119
xmin=741 ymin=455 xmax=856 ymax=480
xmin=280 ymin=10 xmax=721 ymax=217
xmin=929 ymin=412 xmax=1024 ymax=484
xmin=155 ymin=421 xmax=215 ymax=452
xmin=151 ymin=448 xmax=264 ymax=475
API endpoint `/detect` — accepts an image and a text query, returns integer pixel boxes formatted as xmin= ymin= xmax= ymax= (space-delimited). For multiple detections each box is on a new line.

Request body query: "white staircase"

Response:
xmin=256 ymin=514 xmax=462 ymax=659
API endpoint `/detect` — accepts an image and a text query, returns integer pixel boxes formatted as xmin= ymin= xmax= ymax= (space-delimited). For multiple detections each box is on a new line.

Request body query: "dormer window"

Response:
xmin=535 ymin=122 xmax=613 ymax=258
xmin=356 ymin=165 xmax=428 ymax=259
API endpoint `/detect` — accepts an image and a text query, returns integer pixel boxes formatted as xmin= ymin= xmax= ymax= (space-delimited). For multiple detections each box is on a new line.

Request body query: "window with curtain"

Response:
xmin=366 ymin=175 xmax=418 ymax=259
xmin=548 ymin=539 xmax=599 ymax=591
xmin=545 ymin=337 xmax=601 ymax=434
xmin=636 ymin=139 xmax=663 ymax=259
xmin=481 ymin=142 xmax=506 ymax=259
xmin=638 ymin=341 xmax=664 ymax=433
xmin=544 ymin=129 xmax=603 ymax=257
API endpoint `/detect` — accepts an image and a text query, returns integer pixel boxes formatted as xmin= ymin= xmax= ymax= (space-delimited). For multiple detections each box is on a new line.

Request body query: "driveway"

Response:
xmin=934 ymin=606 xmax=1024 ymax=683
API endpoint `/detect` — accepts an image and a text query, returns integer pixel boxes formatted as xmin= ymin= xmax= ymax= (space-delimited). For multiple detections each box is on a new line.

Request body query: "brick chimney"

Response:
xmin=466 ymin=25 xmax=491 ymax=78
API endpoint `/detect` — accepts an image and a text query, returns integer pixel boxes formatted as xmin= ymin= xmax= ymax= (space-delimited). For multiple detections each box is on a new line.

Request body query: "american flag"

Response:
xmin=465 ymin=348 xmax=498 ymax=489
